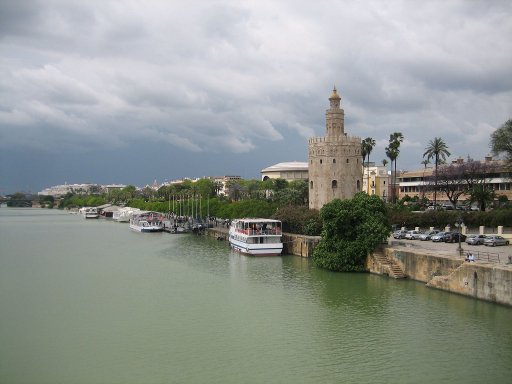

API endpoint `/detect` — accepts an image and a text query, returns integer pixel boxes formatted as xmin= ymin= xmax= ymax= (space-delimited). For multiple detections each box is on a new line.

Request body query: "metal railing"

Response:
xmin=461 ymin=250 xmax=502 ymax=263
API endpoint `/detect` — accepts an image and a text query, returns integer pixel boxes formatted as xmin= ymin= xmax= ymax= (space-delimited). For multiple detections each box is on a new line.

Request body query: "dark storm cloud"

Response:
xmin=0 ymin=0 xmax=511 ymax=193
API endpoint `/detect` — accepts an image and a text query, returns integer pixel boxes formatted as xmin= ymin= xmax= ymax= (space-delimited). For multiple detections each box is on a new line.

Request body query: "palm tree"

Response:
xmin=423 ymin=137 xmax=451 ymax=208
xmin=382 ymin=159 xmax=389 ymax=201
xmin=363 ymin=137 xmax=376 ymax=194
xmin=385 ymin=132 xmax=404 ymax=203
xmin=467 ymin=184 xmax=495 ymax=211
xmin=361 ymin=141 xmax=368 ymax=164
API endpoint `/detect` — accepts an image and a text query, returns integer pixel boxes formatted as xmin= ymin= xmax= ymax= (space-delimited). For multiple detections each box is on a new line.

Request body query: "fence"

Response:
xmin=461 ymin=249 xmax=511 ymax=264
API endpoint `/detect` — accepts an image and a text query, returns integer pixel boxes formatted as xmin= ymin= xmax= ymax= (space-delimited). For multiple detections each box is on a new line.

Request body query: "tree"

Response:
xmin=195 ymin=178 xmax=216 ymax=198
xmin=385 ymin=132 xmax=403 ymax=203
xmin=312 ymin=193 xmax=390 ymax=272
xmin=273 ymin=178 xmax=288 ymax=191
xmin=423 ymin=137 xmax=451 ymax=208
xmin=381 ymin=158 xmax=389 ymax=202
xmin=467 ymin=184 xmax=496 ymax=211
xmin=362 ymin=137 xmax=376 ymax=194
xmin=361 ymin=141 xmax=368 ymax=166
xmin=11 ymin=192 xmax=26 ymax=200
xmin=431 ymin=159 xmax=496 ymax=208
xmin=226 ymin=180 xmax=244 ymax=201
xmin=490 ymin=119 xmax=512 ymax=168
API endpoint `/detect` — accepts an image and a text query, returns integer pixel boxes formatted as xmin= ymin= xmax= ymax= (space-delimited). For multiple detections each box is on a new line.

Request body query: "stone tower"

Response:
xmin=308 ymin=87 xmax=362 ymax=210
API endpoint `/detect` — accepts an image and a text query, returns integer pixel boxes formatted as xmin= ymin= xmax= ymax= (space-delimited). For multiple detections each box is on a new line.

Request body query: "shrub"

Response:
xmin=313 ymin=193 xmax=390 ymax=272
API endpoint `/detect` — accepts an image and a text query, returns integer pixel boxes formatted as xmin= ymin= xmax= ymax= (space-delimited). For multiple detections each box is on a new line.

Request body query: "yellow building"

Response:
xmin=362 ymin=163 xmax=390 ymax=201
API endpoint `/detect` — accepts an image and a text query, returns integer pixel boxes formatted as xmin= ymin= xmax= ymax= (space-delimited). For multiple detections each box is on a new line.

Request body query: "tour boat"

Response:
xmin=80 ymin=207 xmax=99 ymax=219
xmin=129 ymin=212 xmax=164 ymax=232
xmin=113 ymin=207 xmax=141 ymax=222
xmin=228 ymin=218 xmax=283 ymax=256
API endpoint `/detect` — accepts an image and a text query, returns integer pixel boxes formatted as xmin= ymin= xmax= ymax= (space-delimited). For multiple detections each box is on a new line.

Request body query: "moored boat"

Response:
xmin=113 ymin=207 xmax=141 ymax=222
xmin=228 ymin=218 xmax=283 ymax=256
xmin=80 ymin=207 xmax=99 ymax=219
xmin=129 ymin=212 xmax=164 ymax=232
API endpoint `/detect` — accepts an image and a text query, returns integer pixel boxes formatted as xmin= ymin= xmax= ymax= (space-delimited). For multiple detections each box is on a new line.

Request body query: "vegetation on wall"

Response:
xmin=313 ymin=193 xmax=390 ymax=272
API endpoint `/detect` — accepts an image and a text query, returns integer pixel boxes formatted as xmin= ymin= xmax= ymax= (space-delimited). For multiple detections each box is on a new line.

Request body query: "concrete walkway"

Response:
xmin=389 ymin=237 xmax=512 ymax=266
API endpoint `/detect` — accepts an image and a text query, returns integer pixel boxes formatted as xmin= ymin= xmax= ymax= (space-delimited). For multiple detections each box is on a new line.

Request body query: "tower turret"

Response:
xmin=326 ymin=86 xmax=345 ymax=138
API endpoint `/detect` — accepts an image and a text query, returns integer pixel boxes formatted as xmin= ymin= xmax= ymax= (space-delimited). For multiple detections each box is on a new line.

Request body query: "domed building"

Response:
xmin=308 ymin=87 xmax=362 ymax=210
xmin=260 ymin=161 xmax=308 ymax=182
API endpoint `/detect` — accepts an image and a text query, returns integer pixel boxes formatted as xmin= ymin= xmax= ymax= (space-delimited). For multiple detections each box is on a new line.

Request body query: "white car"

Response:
xmin=431 ymin=232 xmax=448 ymax=242
xmin=483 ymin=235 xmax=510 ymax=247
xmin=465 ymin=234 xmax=487 ymax=245
xmin=405 ymin=230 xmax=421 ymax=240
xmin=418 ymin=230 xmax=440 ymax=241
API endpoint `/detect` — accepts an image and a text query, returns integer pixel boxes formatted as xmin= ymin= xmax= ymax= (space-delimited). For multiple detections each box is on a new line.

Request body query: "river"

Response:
xmin=0 ymin=208 xmax=511 ymax=383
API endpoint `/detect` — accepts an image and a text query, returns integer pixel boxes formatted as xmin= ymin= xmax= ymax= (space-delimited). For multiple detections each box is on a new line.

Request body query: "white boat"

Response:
xmin=228 ymin=218 xmax=283 ymax=256
xmin=113 ymin=207 xmax=141 ymax=222
xmin=129 ymin=212 xmax=164 ymax=232
xmin=80 ymin=207 xmax=99 ymax=219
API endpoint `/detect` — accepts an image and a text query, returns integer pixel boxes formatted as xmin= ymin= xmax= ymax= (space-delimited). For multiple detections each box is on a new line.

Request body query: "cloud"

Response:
xmin=0 ymin=0 xmax=511 ymax=192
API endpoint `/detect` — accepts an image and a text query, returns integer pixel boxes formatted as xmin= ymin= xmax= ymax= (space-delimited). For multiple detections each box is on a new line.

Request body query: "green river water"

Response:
xmin=0 ymin=208 xmax=511 ymax=383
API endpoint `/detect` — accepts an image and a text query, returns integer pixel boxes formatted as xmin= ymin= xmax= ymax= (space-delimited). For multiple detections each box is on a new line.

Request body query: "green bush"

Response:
xmin=313 ymin=193 xmax=390 ymax=272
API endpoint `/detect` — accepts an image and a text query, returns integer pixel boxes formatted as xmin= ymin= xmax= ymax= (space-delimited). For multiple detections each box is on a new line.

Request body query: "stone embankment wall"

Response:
xmin=369 ymin=247 xmax=512 ymax=306
xmin=282 ymin=234 xmax=321 ymax=258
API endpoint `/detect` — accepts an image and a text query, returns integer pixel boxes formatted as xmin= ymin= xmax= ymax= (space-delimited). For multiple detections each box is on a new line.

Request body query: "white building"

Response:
xmin=38 ymin=183 xmax=102 ymax=197
xmin=260 ymin=162 xmax=308 ymax=182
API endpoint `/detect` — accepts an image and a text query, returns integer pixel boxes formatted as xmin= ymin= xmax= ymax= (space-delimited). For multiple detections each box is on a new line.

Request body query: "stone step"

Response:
xmin=374 ymin=253 xmax=406 ymax=279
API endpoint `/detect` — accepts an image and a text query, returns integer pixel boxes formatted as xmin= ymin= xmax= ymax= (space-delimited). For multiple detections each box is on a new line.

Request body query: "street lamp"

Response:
xmin=455 ymin=216 xmax=464 ymax=255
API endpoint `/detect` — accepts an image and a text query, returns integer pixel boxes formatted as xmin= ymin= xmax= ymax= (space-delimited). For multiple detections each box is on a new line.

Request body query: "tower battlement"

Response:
xmin=308 ymin=135 xmax=361 ymax=145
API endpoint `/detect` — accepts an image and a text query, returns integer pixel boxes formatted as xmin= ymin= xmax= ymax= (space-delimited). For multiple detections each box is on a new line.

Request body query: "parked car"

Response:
xmin=483 ymin=235 xmax=510 ymax=247
xmin=444 ymin=232 xmax=467 ymax=243
xmin=431 ymin=232 xmax=448 ymax=242
xmin=418 ymin=230 xmax=440 ymax=241
xmin=465 ymin=234 xmax=487 ymax=245
xmin=393 ymin=230 xmax=408 ymax=239
xmin=405 ymin=230 xmax=422 ymax=240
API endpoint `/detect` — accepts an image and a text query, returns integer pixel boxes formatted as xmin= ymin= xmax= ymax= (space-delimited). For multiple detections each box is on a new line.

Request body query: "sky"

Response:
xmin=1 ymin=0 xmax=511 ymax=194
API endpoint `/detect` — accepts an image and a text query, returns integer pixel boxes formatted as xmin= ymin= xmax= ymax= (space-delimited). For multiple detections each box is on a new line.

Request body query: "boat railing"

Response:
xmin=234 ymin=228 xmax=282 ymax=236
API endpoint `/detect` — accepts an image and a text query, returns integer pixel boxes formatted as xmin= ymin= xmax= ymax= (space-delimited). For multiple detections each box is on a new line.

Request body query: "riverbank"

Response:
xmin=206 ymin=226 xmax=512 ymax=306
xmin=368 ymin=245 xmax=512 ymax=306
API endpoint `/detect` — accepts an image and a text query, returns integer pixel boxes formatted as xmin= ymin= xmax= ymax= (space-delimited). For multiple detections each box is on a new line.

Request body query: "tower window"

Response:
xmin=356 ymin=180 xmax=361 ymax=191
xmin=310 ymin=181 xmax=314 ymax=189
xmin=333 ymin=159 xmax=336 ymax=163
xmin=332 ymin=180 xmax=337 ymax=188
xmin=346 ymin=159 xmax=349 ymax=163
xmin=320 ymin=159 xmax=323 ymax=164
